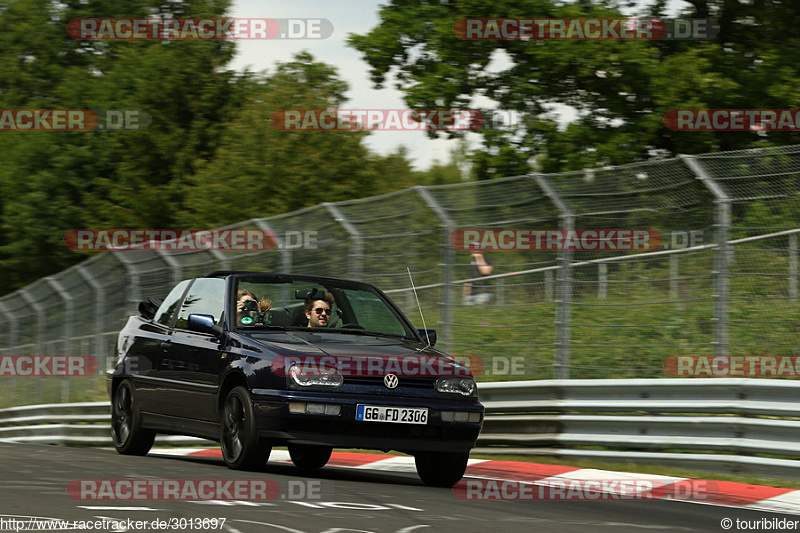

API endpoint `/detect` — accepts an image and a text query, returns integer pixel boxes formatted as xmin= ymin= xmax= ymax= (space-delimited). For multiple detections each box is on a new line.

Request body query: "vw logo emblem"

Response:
xmin=384 ymin=373 xmax=399 ymax=389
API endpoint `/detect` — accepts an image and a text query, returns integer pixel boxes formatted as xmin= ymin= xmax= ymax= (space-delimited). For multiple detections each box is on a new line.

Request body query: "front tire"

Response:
xmin=111 ymin=379 xmax=155 ymax=455
xmin=415 ymin=451 xmax=470 ymax=487
xmin=220 ymin=386 xmax=271 ymax=470
xmin=289 ymin=444 xmax=332 ymax=471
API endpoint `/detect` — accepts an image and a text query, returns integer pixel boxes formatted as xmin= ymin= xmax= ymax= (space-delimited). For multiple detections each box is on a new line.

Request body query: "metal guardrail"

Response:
xmin=0 ymin=401 xmax=214 ymax=447
xmin=1 ymin=379 xmax=799 ymax=480
xmin=476 ymin=378 xmax=800 ymax=480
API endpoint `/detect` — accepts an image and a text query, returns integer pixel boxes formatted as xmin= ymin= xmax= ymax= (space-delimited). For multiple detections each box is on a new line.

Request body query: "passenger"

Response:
xmin=237 ymin=289 xmax=271 ymax=323
xmin=305 ymin=291 xmax=335 ymax=327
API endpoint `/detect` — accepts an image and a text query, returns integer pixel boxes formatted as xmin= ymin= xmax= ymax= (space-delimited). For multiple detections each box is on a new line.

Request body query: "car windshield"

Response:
xmin=232 ymin=275 xmax=416 ymax=339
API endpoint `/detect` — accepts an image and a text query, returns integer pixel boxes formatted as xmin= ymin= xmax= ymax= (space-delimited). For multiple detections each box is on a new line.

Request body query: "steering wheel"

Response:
xmin=340 ymin=323 xmax=365 ymax=330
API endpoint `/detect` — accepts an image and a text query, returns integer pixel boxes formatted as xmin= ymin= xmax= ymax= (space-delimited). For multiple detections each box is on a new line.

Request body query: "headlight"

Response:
xmin=289 ymin=364 xmax=343 ymax=388
xmin=436 ymin=377 xmax=476 ymax=396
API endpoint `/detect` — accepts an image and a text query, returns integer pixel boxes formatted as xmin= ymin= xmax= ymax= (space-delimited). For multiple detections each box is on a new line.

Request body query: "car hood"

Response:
xmin=241 ymin=330 xmax=477 ymax=378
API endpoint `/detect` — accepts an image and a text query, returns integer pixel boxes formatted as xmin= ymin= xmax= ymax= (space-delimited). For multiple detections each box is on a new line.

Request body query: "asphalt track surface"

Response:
xmin=0 ymin=442 xmax=797 ymax=533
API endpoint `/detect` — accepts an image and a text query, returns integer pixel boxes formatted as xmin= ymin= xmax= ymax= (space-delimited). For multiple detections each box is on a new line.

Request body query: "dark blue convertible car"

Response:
xmin=107 ymin=271 xmax=484 ymax=486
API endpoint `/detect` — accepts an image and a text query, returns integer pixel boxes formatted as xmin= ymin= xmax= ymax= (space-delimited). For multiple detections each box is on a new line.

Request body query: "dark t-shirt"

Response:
xmin=467 ymin=254 xmax=492 ymax=294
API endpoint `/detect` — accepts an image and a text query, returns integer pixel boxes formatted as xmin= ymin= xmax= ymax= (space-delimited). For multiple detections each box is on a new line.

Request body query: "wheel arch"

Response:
xmin=218 ymin=370 xmax=249 ymax=412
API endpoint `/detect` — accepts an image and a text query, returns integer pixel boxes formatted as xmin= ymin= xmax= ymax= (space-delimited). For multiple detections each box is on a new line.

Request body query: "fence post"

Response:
xmin=681 ymin=155 xmax=730 ymax=356
xmin=254 ymin=219 xmax=291 ymax=273
xmin=45 ymin=277 xmax=74 ymax=403
xmin=598 ymin=263 xmax=608 ymax=299
xmin=76 ymin=264 xmax=107 ymax=376
xmin=154 ymin=249 xmax=182 ymax=285
xmin=670 ymin=254 xmax=679 ymax=302
xmin=790 ymin=232 xmax=798 ymax=299
xmin=323 ymin=203 xmax=363 ymax=280
xmin=533 ymin=174 xmax=574 ymax=379
xmin=414 ymin=186 xmax=455 ymax=353
xmin=111 ymin=252 xmax=142 ymax=317
xmin=0 ymin=299 xmax=18 ymax=396
xmin=19 ymin=289 xmax=45 ymax=402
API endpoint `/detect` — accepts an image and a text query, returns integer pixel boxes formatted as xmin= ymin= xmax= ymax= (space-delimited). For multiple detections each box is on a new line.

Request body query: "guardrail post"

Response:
xmin=323 ymin=203 xmax=363 ymax=280
xmin=533 ymin=174 xmax=574 ymax=379
xmin=414 ymin=186 xmax=455 ymax=352
xmin=681 ymin=155 xmax=730 ymax=356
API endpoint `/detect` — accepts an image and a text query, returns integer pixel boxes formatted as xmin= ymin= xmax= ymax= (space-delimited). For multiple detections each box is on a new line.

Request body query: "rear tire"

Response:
xmin=220 ymin=386 xmax=271 ymax=470
xmin=111 ymin=380 xmax=155 ymax=455
xmin=415 ymin=451 xmax=469 ymax=487
xmin=289 ymin=444 xmax=332 ymax=471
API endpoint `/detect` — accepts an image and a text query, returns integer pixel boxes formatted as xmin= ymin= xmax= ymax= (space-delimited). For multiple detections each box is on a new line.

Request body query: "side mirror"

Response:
xmin=417 ymin=329 xmax=437 ymax=346
xmin=188 ymin=314 xmax=223 ymax=336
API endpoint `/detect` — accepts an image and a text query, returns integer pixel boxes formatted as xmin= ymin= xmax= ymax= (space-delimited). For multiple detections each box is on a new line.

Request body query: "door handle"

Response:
xmin=160 ymin=341 xmax=171 ymax=352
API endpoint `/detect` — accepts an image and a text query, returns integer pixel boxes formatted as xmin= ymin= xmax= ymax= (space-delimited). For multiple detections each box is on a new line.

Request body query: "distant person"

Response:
xmin=305 ymin=291 xmax=335 ymax=327
xmin=463 ymin=244 xmax=494 ymax=305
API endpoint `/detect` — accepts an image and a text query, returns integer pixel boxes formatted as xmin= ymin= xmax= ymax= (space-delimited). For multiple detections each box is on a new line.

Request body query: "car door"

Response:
xmin=128 ymin=279 xmax=191 ymax=415
xmin=159 ymin=277 xmax=227 ymax=422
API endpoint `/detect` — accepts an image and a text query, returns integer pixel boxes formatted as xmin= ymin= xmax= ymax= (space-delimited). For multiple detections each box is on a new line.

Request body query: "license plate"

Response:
xmin=356 ymin=405 xmax=428 ymax=424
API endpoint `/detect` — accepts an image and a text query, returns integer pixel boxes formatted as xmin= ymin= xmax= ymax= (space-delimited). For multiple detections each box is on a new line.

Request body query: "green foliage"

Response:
xmin=348 ymin=0 xmax=800 ymax=176
xmin=180 ymin=52 xmax=419 ymax=227
xmin=0 ymin=0 xmax=240 ymax=292
xmin=0 ymin=2 xmax=439 ymax=292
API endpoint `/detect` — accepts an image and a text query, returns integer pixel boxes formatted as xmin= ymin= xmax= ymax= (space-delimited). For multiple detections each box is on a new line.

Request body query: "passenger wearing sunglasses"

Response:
xmin=304 ymin=291 xmax=335 ymax=328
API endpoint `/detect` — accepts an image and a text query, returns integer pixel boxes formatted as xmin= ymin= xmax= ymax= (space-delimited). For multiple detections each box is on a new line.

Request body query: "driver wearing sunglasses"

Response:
xmin=305 ymin=291 xmax=335 ymax=328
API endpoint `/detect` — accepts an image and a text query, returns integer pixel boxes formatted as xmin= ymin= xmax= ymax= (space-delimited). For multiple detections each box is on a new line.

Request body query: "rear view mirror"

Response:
xmin=295 ymin=288 xmax=327 ymax=300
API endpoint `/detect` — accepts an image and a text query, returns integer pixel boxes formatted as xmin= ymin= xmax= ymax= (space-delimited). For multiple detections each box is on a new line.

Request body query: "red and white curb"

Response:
xmin=151 ymin=448 xmax=800 ymax=515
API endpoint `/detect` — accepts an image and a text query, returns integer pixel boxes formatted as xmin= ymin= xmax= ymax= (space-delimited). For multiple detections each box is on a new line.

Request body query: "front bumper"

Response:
xmin=250 ymin=388 xmax=483 ymax=453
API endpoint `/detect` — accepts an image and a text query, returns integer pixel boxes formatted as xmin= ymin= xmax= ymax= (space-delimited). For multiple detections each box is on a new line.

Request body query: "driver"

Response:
xmin=305 ymin=291 xmax=334 ymax=327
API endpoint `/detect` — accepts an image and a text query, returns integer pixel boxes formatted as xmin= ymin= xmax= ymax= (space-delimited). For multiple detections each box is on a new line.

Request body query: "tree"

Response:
xmin=181 ymin=52 xmax=418 ymax=227
xmin=0 ymin=0 xmax=240 ymax=292
xmin=348 ymin=0 xmax=800 ymax=177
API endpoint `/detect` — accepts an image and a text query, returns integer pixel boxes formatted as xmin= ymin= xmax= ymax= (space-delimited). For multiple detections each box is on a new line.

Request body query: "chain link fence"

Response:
xmin=1 ymin=146 xmax=798 ymax=407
